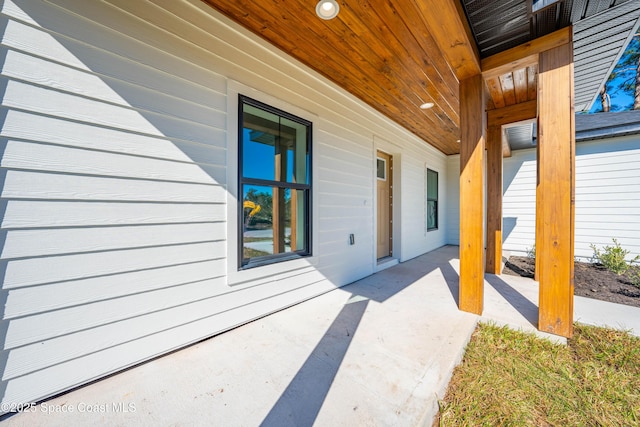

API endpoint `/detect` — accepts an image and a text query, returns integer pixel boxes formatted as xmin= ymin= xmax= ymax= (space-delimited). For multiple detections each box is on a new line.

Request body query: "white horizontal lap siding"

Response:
xmin=573 ymin=137 xmax=640 ymax=260
xmin=3 ymin=110 xmax=227 ymax=166
xmin=0 ymin=0 xmax=232 ymax=408
xmin=0 ymin=0 xmax=452 ymax=409
xmin=445 ymin=155 xmax=460 ymax=245
xmin=2 ymin=271 xmax=334 ymax=406
xmin=502 ymin=150 xmax=537 ymax=255
xmin=315 ymin=126 xmax=374 ymax=284
xmin=400 ymin=146 xmax=448 ymax=260
xmin=501 ymin=136 xmax=640 ymax=261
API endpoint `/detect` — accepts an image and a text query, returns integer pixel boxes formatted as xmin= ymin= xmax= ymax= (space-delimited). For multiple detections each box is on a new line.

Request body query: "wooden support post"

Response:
xmin=459 ymin=74 xmax=486 ymax=314
xmin=486 ymin=125 xmax=503 ymax=274
xmin=273 ymin=139 xmax=286 ymax=254
xmin=535 ymin=147 xmax=541 ymax=282
xmin=536 ymin=39 xmax=575 ymax=338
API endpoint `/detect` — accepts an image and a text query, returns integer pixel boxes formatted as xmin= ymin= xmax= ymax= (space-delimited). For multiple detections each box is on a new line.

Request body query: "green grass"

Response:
xmin=437 ymin=323 xmax=640 ymax=426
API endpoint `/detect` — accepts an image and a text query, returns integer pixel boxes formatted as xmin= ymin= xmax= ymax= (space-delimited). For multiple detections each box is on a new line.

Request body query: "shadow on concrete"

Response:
xmin=485 ymin=274 xmax=538 ymax=328
xmin=260 ymin=247 xmax=459 ymax=426
xmin=260 ymin=297 xmax=368 ymax=427
xmin=439 ymin=261 xmax=460 ymax=307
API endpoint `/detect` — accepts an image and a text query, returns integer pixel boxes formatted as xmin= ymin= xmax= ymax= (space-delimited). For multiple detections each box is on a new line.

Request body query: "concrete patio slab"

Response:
xmin=2 ymin=245 xmax=638 ymax=426
xmin=484 ymin=267 xmax=640 ymax=339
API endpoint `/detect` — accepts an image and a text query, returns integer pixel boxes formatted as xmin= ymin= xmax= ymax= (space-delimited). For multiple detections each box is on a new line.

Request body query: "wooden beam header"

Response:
xmin=487 ymin=100 xmax=537 ymax=127
xmin=418 ymin=0 xmax=481 ymax=80
xmin=481 ymin=27 xmax=572 ymax=79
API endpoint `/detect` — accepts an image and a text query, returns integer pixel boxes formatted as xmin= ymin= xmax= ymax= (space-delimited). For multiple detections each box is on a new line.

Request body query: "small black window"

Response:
xmin=376 ymin=158 xmax=386 ymax=180
xmin=427 ymin=169 xmax=438 ymax=231
xmin=239 ymin=95 xmax=312 ymax=268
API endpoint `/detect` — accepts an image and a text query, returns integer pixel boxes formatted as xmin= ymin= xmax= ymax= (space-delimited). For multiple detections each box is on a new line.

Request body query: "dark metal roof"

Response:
xmin=462 ymin=0 xmax=531 ymax=58
xmin=463 ymin=0 xmax=640 ymax=151
xmin=461 ymin=0 xmax=635 ymax=58
xmin=462 ymin=0 xmax=640 ymax=112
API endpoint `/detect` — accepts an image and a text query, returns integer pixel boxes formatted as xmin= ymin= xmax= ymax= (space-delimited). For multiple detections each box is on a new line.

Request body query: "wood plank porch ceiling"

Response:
xmin=204 ymin=0 xmax=478 ymax=155
xmin=201 ymin=0 xmax=623 ymax=155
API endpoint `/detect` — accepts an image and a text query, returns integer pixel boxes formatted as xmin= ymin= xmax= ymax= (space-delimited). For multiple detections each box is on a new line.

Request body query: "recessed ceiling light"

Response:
xmin=420 ymin=102 xmax=434 ymax=110
xmin=316 ymin=0 xmax=339 ymax=20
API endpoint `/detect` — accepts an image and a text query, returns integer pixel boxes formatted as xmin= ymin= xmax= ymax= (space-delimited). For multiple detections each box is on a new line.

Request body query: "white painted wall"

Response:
xmin=573 ymin=136 xmax=640 ymax=261
xmin=373 ymin=137 xmax=449 ymax=263
xmin=0 ymin=0 xmax=449 ymax=408
xmin=502 ymin=148 xmax=537 ymax=256
xmin=446 ymin=155 xmax=461 ymax=245
xmin=445 ymin=134 xmax=640 ymax=261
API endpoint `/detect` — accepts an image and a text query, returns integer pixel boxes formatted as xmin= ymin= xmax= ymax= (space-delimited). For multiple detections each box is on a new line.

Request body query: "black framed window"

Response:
xmin=239 ymin=95 xmax=312 ymax=268
xmin=427 ymin=168 xmax=438 ymax=231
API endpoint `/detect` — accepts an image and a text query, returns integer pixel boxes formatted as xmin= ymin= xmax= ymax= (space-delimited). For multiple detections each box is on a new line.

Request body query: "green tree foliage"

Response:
xmin=243 ymin=188 xmax=293 ymax=228
xmin=244 ymin=188 xmax=273 ymax=226
xmin=599 ymin=33 xmax=640 ymax=111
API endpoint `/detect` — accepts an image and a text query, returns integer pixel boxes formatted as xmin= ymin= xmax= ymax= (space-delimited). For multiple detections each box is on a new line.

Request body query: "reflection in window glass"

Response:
xmin=239 ymin=96 xmax=312 ymax=268
xmin=427 ymin=169 xmax=438 ymax=231
xmin=377 ymin=158 xmax=386 ymax=180
xmin=242 ymin=105 xmax=309 ymax=185
xmin=242 ymin=186 xmax=307 ymax=261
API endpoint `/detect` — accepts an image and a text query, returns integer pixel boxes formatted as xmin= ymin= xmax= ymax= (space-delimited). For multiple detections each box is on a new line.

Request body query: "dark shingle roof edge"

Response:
xmin=576 ymin=110 xmax=640 ymax=142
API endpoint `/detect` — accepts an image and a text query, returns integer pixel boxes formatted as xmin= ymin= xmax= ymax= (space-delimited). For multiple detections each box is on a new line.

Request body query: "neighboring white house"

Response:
xmin=0 ymin=0 xmax=449 ymax=408
xmin=448 ymin=110 xmax=640 ymax=261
